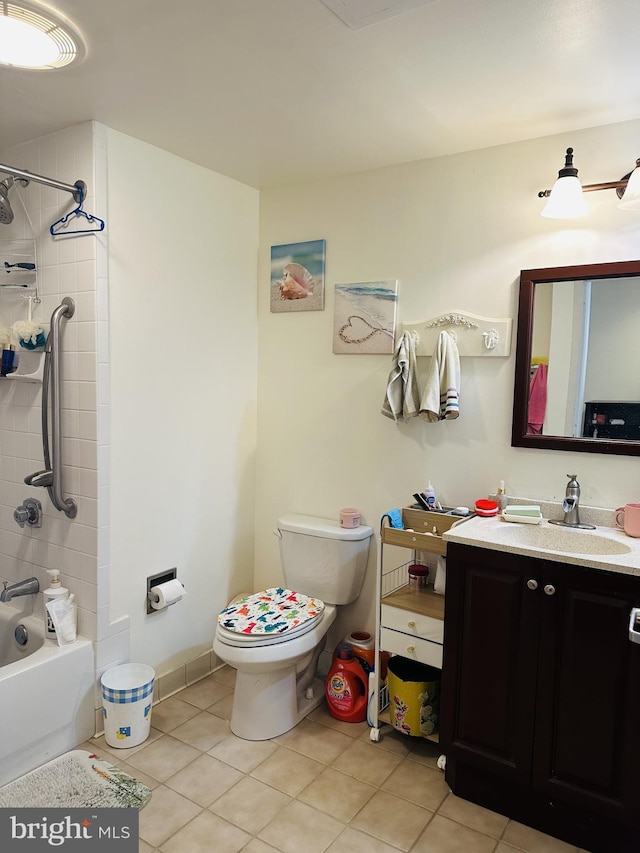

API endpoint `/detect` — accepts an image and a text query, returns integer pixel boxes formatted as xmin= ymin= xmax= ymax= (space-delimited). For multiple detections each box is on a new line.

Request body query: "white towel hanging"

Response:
xmin=381 ymin=331 xmax=421 ymax=423
xmin=420 ymin=330 xmax=460 ymax=422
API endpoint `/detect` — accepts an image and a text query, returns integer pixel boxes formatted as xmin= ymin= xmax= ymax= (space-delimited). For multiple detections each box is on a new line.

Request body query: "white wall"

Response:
xmin=585 ymin=278 xmax=640 ymax=401
xmin=106 ymin=129 xmax=259 ymax=674
xmin=256 ymin=118 xmax=640 ymax=644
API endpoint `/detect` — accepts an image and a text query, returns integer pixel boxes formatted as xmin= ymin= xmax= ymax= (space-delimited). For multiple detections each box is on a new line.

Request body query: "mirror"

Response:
xmin=512 ymin=259 xmax=640 ymax=455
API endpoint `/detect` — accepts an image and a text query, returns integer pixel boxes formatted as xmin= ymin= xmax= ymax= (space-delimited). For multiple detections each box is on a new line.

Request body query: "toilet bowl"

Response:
xmin=214 ymin=600 xmax=336 ymax=740
xmin=213 ymin=514 xmax=372 ymax=740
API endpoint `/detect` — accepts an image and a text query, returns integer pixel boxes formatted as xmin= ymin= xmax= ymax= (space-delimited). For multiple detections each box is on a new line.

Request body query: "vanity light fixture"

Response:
xmin=617 ymin=161 xmax=640 ymax=210
xmin=0 ymin=1 xmax=85 ymax=70
xmin=538 ymin=148 xmax=640 ymax=219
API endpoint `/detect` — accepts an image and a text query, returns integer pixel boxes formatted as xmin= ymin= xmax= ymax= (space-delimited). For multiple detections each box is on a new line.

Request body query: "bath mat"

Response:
xmin=0 ymin=750 xmax=152 ymax=809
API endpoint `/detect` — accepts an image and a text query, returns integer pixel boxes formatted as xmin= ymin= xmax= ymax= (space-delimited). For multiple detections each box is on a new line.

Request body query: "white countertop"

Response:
xmin=443 ymin=514 xmax=640 ymax=577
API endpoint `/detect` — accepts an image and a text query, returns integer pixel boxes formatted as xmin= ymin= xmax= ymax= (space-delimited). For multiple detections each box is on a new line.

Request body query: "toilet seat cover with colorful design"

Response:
xmin=217 ymin=588 xmax=325 ymax=640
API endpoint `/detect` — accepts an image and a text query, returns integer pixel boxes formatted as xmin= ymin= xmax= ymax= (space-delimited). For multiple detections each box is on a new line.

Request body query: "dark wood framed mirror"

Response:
xmin=512 ymin=259 xmax=640 ymax=455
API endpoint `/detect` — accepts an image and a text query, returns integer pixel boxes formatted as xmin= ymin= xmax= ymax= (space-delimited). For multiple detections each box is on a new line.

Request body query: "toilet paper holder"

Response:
xmin=146 ymin=567 xmax=183 ymax=614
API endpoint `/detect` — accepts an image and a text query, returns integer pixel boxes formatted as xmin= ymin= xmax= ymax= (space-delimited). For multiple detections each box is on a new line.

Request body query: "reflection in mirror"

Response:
xmin=512 ymin=260 xmax=640 ymax=456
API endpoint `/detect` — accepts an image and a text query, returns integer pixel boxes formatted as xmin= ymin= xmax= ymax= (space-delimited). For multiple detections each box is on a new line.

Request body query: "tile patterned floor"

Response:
xmin=83 ymin=666 xmax=590 ymax=853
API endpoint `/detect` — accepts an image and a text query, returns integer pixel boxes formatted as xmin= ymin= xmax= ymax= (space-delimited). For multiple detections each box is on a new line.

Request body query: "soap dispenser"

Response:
xmin=489 ymin=480 xmax=508 ymax=511
xmin=44 ymin=570 xmax=68 ymax=639
xmin=497 ymin=480 xmax=507 ymax=511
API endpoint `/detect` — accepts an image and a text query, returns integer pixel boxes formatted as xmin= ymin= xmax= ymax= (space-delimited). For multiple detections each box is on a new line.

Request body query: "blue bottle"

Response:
xmin=1 ymin=344 xmax=15 ymax=376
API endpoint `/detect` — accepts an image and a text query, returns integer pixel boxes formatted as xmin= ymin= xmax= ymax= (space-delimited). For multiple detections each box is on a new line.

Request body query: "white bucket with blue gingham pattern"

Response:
xmin=101 ymin=663 xmax=155 ymax=748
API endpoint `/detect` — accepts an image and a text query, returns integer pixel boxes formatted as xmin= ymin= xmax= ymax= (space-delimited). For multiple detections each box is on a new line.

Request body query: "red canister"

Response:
xmin=408 ymin=564 xmax=429 ymax=590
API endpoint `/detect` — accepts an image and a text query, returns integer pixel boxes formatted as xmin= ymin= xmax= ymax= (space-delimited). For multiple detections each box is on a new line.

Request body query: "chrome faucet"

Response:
xmin=0 ymin=577 xmax=40 ymax=602
xmin=563 ymin=473 xmax=581 ymax=525
xmin=549 ymin=474 xmax=595 ymax=530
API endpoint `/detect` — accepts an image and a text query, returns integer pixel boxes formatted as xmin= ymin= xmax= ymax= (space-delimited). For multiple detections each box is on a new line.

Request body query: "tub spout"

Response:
xmin=1 ymin=577 xmax=40 ymax=602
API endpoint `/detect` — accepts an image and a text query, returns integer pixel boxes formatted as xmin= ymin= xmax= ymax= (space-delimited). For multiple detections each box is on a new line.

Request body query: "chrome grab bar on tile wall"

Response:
xmin=24 ymin=297 xmax=78 ymax=519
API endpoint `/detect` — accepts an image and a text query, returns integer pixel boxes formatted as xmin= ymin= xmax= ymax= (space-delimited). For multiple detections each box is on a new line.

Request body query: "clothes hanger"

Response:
xmin=49 ymin=183 xmax=105 ymax=236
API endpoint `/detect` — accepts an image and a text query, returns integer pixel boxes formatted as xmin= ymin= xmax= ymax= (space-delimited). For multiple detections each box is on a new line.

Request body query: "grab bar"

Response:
xmin=24 ymin=297 xmax=77 ymax=519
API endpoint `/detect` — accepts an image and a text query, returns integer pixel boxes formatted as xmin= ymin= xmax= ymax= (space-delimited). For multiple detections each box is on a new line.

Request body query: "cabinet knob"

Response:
xmin=527 ymin=579 xmax=538 ymax=590
xmin=407 ymin=620 xmax=416 ymax=628
xmin=544 ymin=584 xmax=556 ymax=596
xmin=407 ymin=645 xmax=415 ymax=654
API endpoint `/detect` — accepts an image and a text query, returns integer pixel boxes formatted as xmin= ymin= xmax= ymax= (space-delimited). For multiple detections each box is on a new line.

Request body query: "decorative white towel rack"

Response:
xmin=402 ymin=310 xmax=512 ymax=358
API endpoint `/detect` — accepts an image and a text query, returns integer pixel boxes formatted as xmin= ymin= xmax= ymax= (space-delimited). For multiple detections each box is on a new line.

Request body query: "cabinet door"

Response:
xmin=441 ymin=544 xmax=541 ymax=783
xmin=533 ymin=562 xmax=640 ymax=823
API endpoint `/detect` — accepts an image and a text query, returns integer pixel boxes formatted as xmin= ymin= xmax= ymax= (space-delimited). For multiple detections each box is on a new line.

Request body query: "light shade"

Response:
xmin=541 ymin=176 xmax=588 ymax=219
xmin=618 ymin=165 xmax=640 ymax=210
xmin=0 ymin=2 xmax=84 ymax=69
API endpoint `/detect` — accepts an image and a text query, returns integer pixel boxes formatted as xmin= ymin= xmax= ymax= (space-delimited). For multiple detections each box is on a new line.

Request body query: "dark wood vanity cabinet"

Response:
xmin=440 ymin=543 xmax=640 ymax=853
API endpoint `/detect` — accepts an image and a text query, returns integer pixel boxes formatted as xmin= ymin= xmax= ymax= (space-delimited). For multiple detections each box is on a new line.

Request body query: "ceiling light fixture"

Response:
xmin=538 ymin=148 xmax=640 ymax=219
xmin=0 ymin=1 xmax=85 ymax=70
xmin=320 ymin=0 xmax=437 ymax=30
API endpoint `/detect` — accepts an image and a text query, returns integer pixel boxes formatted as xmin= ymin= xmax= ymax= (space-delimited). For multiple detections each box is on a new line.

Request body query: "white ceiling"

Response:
xmin=2 ymin=0 xmax=640 ymax=189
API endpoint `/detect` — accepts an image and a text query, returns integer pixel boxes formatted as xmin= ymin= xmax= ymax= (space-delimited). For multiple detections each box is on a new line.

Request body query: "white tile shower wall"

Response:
xmin=0 ymin=123 xmax=124 ymax=665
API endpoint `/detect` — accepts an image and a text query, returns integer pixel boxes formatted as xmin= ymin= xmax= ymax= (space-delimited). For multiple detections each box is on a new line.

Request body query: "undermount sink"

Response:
xmin=493 ymin=523 xmax=632 ymax=556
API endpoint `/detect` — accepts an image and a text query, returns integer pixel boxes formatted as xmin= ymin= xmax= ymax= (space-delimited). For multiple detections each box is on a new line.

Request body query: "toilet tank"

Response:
xmin=277 ymin=514 xmax=373 ymax=605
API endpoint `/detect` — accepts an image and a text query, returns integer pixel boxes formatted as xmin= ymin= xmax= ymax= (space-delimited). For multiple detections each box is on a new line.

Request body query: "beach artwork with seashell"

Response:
xmin=333 ymin=281 xmax=398 ymax=354
xmin=270 ymin=239 xmax=326 ymax=312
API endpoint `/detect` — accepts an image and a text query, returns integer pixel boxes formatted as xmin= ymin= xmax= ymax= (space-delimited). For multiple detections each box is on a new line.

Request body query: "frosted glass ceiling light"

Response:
xmin=538 ymin=148 xmax=640 ymax=218
xmin=540 ymin=148 xmax=587 ymax=219
xmin=0 ymin=2 xmax=85 ymax=69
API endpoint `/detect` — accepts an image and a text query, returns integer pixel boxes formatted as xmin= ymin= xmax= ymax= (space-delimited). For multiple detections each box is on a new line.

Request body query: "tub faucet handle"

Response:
xmin=14 ymin=498 xmax=43 ymax=528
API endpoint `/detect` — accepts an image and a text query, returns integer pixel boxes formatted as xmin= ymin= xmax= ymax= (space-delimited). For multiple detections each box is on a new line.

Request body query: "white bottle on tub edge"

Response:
xmin=44 ymin=569 xmax=68 ymax=639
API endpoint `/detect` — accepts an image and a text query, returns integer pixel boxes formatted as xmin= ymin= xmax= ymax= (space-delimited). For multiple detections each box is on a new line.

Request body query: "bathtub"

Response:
xmin=0 ymin=605 xmax=95 ymax=787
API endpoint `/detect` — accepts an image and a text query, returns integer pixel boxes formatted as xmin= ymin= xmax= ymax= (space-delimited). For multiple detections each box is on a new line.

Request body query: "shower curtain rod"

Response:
xmin=0 ymin=163 xmax=86 ymax=205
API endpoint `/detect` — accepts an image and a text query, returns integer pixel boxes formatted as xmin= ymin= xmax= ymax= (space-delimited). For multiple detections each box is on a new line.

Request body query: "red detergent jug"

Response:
xmin=325 ymin=643 xmax=368 ymax=723
xmin=339 ymin=633 xmax=390 ymax=681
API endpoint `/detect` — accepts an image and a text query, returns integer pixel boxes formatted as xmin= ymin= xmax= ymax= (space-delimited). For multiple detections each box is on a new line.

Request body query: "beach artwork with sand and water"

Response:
xmin=333 ymin=280 xmax=398 ymax=354
xmin=270 ymin=239 xmax=326 ymax=312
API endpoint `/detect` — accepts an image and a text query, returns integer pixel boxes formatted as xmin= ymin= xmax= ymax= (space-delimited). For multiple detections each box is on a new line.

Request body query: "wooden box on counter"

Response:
xmin=380 ymin=507 xmax=463 ymax=556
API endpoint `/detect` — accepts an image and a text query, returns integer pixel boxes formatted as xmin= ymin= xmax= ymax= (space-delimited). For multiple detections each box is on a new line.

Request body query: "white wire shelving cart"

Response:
xmin=369 ymin=507 xmax=465 ymax=768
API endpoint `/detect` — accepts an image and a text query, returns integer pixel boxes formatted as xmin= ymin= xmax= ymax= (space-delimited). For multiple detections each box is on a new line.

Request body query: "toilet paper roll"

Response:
xmin=150 ymin=579 xmax=186 ymax=610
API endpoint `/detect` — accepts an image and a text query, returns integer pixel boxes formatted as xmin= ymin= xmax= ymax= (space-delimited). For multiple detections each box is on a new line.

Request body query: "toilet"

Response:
xmin=213 ymin=513 xmax=373 ymax=740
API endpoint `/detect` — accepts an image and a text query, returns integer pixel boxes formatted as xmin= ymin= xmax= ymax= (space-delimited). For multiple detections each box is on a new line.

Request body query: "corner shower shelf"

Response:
xmin=2 ymin=350 xmax=44 ymax=383
xmin=0 ymin=239 xmax=37 ymax=289
xmin=0 ymin=284 xmax=38 ymax=299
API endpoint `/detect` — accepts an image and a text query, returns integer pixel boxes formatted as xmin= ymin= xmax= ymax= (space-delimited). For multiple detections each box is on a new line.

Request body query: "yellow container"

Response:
xmin=387 ymin=656 xmax=440 ymax=737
